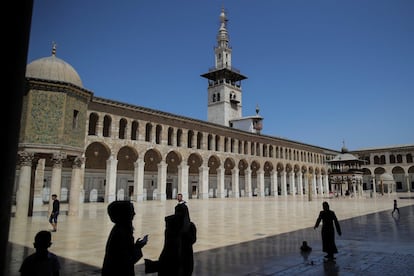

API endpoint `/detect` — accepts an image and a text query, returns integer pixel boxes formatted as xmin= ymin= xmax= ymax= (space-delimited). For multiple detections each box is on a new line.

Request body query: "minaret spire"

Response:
xmin=52 ymin=41 xmax=57 ymax=56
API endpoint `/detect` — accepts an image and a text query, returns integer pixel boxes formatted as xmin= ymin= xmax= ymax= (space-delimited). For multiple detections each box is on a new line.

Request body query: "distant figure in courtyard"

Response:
xmin=145 ymin=203 xmax=197 ymax=275
xmin=19 ymin=230 xmax=61 ymax=276
xmin=314 ymin=202 xmax=342 ymax=261
xmin=102 ymin=201 xmax=147 ymax=276
xmin=49 ymin=194 xmax=60 ymax=232
xmin=392 ymin=199 xmax=400 ymax=216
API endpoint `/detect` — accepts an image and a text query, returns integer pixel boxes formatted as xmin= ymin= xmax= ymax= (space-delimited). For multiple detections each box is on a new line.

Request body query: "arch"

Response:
xmin=208 ymin=155 xmax=221 ymax=175
xmin=224 ymin=158 xmax=235 ymax=175
xmin=85 ymin=142 xmax=111 ymax=169
xmin=188 ymin=153 xmax=203 ymax=174
xmin=144 ymin=149 xmax=162 ymax=172
xmin=166 ymin=151 xmax=182 ymax=174
xmin=117 ymin=146 xmax=138 ymax=171
xmin=238 ymin=159 xmax=248 ymax=176
xmin=264 ymin=161 xmax=273 ymax=177
xmin=374 ymin=167 xmax=386 ymax=175
xmin=88 ymin=112 xmax=98 ymax=135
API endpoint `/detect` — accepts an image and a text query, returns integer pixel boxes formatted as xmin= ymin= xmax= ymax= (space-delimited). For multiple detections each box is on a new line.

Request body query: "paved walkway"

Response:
xmin=5 ymin=194 xmax=414 ymax=275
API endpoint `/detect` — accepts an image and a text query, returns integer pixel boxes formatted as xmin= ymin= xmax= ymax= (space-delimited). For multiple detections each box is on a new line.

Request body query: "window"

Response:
xmin=72 ymin=110 xmax=79 ymax=129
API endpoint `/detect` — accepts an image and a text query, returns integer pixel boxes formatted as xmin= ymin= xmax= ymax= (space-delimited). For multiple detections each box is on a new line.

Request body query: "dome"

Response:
xmin=380 ymin=173 xmax=394 ymax=182
xmin=26 ymin=52 xmax=83 ymax=88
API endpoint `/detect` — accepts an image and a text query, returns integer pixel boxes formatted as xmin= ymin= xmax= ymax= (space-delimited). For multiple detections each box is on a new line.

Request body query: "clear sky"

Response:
xmin=27 ymin=0 xmax=414 ymax=151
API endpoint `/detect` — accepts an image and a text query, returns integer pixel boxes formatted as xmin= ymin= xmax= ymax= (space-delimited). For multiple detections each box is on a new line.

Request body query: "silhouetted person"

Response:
xmin=314 ymin=202 xmax=341 ymax=261
xmin=49 ymin=194 xmax=60 ymax=232
xmin=175 ymin=203 xmax=197 ymax=275
xmin=392 ymin=199 xmax=400 ymax=215
xmin=102 ymin=201 xmax=147 ymax=276
xmin=145 ymin=203 xmax=196 ymax=275
xmin=19 ymin=230 xmax=61 ymax=276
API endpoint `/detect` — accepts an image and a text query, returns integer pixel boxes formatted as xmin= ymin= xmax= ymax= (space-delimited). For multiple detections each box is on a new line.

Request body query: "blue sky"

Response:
xmin=27 ymin=0 xmax=413 ymax=151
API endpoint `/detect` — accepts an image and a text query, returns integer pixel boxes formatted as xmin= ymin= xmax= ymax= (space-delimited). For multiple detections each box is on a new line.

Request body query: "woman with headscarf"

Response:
xmin=314 ymin=201 xmax=341 ymax=261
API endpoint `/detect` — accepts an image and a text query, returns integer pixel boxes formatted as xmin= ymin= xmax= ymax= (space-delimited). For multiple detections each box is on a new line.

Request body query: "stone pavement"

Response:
xmin=182 ymin=204 xmax=414 ymax=276
xmin=5 ymin=196 xmax=414 ymax=276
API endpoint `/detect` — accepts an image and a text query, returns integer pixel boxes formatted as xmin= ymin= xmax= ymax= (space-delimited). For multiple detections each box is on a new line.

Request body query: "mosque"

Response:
xmin=14 ymin=8 xmax=414 ymax=217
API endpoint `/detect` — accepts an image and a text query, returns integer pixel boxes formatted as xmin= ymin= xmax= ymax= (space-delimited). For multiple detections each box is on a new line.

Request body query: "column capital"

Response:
xmin=18 ymin=151 xmax=34 ymax=166
xmin=72 ymin=156 xmax=85 ymax=169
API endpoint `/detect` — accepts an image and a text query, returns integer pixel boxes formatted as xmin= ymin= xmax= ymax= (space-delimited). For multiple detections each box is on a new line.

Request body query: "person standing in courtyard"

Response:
xmin=314 ymin=201 xmax=342 ymax=261
xmin=19 ymin=230 xmax=61 ymax=275
xmin=392 ymin=199 xmax=400 ymax=216
xmin=102 ymin=201 xmax=148 ymax=276
xmin=49 ymin=194 xmax=60 ymax=232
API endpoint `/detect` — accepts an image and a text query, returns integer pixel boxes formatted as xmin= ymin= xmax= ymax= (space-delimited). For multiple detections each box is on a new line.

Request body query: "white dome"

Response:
xmin=26 ymin=55 xmax=83 ymax=88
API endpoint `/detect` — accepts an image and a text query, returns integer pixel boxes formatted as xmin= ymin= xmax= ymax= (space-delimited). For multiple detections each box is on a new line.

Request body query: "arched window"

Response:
xmin=103 ymin=115 xmax=111 ymax=137
xmin=197 ymin=132 xmax=203 ymax=149
xmin=119 ymin=118 xmax=127 ymax=139
xmin=131 ymin=121 xmax=139 ymax=140
xmin=390 ymin=155 xmax=396 ymax=164
xmin=156 ymin=125 xmax=162 ymax=144
xmin=168 ymin=127 xmax=174 ymax=146
xmin=145 ymin=123 xmax=152 ymax=142
xmin=177 ymin=129 xmax=182 ymax=147
xmin=215 ymin=135 xmax=220 ymax=151
xmin=397 ymin=154 xmax=402 ymax=163
xmin=406 ymin=153 xmax=413 ymax=163
xmin=188 ymin=130 xmax=194 ymax=148
xmin=88 ymin=113 xmax=98 ymax=135
xmin=224 ymin=137 xmax=228 ymax=152
xmin=208 ymin=134 xmax=213 ymax=150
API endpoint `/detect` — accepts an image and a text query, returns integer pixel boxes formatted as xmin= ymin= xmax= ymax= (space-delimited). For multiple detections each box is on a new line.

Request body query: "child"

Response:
xmin=19 ymin=230 xmax=61 ymax=275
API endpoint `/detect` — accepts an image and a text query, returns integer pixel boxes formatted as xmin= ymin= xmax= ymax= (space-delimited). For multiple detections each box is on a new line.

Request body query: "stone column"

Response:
xmin=257 ymin=169 xmax=265 ymax=197
xmin=312 ymin=174 xmax=317 ymax=196
xmin=199 ymin=166 xmax=209 ymax=199
xmin=232 ymin=168 xmax=239 ymax=198
xmin=281 ymin=171 xmax=287 ymax=196
xmin=157 ymin=161 xmax=167 ymax=201
xmin=298 ymin=172 xmax=303 ymax=196
xmin=68 ymin=157 xmax=84 ymax=216
xmin=270 ymin=171 xmax=278 ymax=197
xmin=178 ymin=164 xmax=189 ymax=200
xmin=49 ymin=153 xmax=66 ymax=213
xmin=290 ymin=171 xmax=296 ymax=196
xmin=406 ymin=174 xmax=410 ymax=192
xmin=33 ymin=158 xmax=45 ymax=207
xmin=318 ymin=175 xmax=323 ymax=196
xmin=15 ymin=151 xmax=34 ymax=218
xmin=324 ymin=175 xmax=330 ymax=195
xmin=105 ymin=155 xmax=117 ymax=203
xmin=245 ymin=168 xmax=252 ymax=197
xmin=134 ymin=158 xmax=145 ymax=201
xmin=217 ymin=165 xmax=225 ymax=198
xmin=372 ymin=175 xmax=376 ymax=196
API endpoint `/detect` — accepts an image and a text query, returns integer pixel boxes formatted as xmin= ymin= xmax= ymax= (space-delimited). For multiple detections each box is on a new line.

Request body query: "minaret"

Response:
xmin=201 ymin=8 xmax=247 ymax=127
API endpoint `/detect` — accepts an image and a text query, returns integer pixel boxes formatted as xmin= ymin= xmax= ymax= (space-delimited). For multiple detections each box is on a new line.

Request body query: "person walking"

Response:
xmin=314 ymin=201 xmax=341 ymax=261
xmin=392 ymin=199 xmax=400 ymax=216
xmin=19 ymin=230 xmax=61 ymax=275
xmin=102 ymin=201 xmax=148 ymax=276
xmin=49 ymin=194 xmax=60 ymax=232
